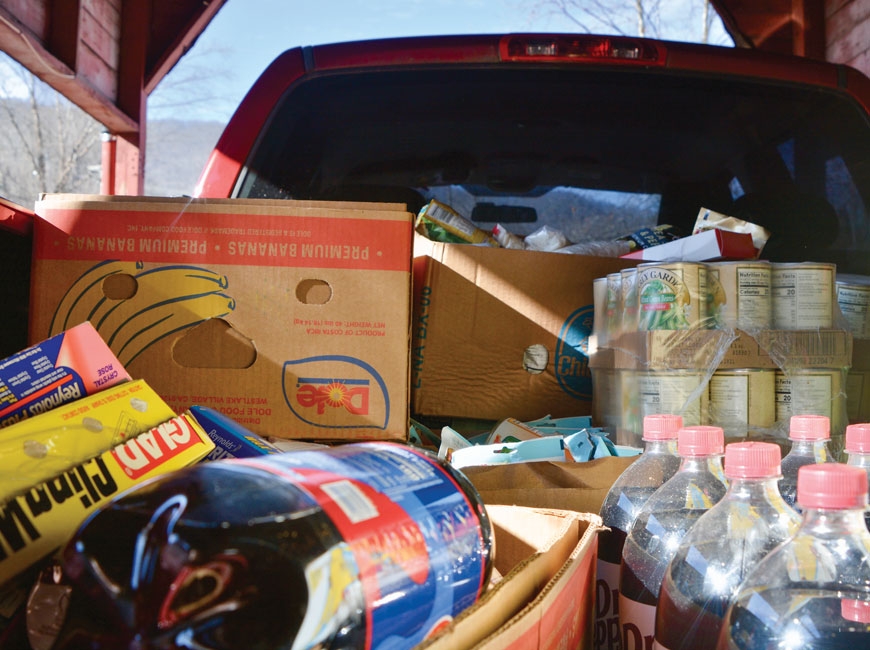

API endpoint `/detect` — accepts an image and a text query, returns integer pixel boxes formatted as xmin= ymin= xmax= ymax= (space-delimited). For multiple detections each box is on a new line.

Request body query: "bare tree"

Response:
xmin=0 ymin=54 xmax=102 ymax=207
xmin=529 ymin=0 xmax=720 ymax=43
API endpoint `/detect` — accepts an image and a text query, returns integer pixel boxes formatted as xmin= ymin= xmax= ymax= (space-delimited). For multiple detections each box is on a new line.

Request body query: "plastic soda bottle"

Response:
xmin=778 ymin=414 xmax=834 ymax=509
xmin=654 ymin=441 xmax=801 ymax=650
xmin=596 ymin=414 xmax=683 ymax=650
xmin=37 ymin=442 xmax=494 ymax=650
xmin=619 ymin=425 xmax=727 ymax=650
xmin=717 ymin=463 xmax=870 ymax=649
xmin=844 ymin=422 xmax=870 ymax=530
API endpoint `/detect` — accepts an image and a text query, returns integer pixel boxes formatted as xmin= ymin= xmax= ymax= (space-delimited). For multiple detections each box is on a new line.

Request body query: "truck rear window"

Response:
xmin=235 ymin=66 xmax=870 ymax=273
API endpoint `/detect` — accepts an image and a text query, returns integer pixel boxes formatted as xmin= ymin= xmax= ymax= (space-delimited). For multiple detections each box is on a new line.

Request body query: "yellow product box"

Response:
xmin=0 ymin=411 xmax=215 ymax=585
xmin=0 ymin=378 xmax=176 ymax=502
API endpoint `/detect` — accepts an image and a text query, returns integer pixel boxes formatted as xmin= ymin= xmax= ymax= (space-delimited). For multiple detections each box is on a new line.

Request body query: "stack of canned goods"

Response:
xmin=591 ymin=260 xmax=850 ymax=446
xmin=595 ymin=260 xmax=840 ymax=337
xmin=838 ymin=274 xmax=870 ymax=424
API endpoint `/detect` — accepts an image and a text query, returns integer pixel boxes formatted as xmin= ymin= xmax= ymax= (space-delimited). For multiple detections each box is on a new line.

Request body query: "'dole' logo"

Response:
xmin=283 ymin=355 xmax=390 ymax=430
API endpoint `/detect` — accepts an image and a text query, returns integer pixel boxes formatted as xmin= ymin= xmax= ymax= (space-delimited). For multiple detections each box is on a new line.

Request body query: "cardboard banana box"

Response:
xmin=0 ymin=378 xmax=176 ymax=503
xmin=0 ymin=411 xmax=215 ymax=586
xmin=29 ymin=195 xmax=413 ymax=442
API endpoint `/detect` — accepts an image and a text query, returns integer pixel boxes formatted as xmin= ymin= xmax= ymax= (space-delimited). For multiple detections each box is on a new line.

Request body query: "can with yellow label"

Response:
xmin=621 ymin=267 xmax=639 ymax=334
xmin=638 ymin=370 xmax=709 ymax=427
xmin=708 ymin=368 xmax=776 ymax=439
xmin=707 ymin=261 xmax=772 ymax=331
xmin=836 ymin=274 xmax=870 ymax=339
xmin=637 ymin=262 xmax=708 ymax=331
xmin=774 ymin=368 xmax=846 ymax=445
xmin=771 ymin=262 xmax=836 ymax=330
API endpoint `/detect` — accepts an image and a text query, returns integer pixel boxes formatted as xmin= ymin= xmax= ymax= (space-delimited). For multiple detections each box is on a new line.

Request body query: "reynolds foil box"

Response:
xmin=0 ymin=378 xmax=176 ymax=502
xmin=0 ymin=321 xmax=130 ymax=429
xmin=0 ymin=411 xmax=215 ymax=585
xmin=189 ymin=405 xmax=282 ymax=460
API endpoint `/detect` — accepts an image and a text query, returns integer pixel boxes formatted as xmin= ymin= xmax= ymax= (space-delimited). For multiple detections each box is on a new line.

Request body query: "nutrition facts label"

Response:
xmin=774 ymin=370 xmax=835 ymax=421
xmin=639 ymin=371 xmax=707 ymax=426
xmin=836 ymin=282 xmax=870 ymax=338
xmin=772 ymin=264 xmax=834 ymax=329
xmin=709 ymin=369 xmax=775 ymax=436
xmin=708 ymin=262 xmax=772 ymax=330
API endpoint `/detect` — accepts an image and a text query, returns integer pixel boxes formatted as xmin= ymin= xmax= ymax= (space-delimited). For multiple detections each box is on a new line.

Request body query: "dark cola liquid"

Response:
xmin=655 ymin=580 xmax=726 ymax=650
xmin=618 ymin=553 xmax=658 ymax=607
xmin=620 ymin=507 xmax=710 ymax=607
xmin=598 ymin=525 xmax=628 ymax=564
xmin=720 ymin=591 xmax=870 ymax=650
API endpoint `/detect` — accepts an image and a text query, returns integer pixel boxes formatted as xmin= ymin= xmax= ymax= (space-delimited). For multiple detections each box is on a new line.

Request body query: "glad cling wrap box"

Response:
xmin=0 ymin=378 xmax=176 ymax=503
xmin=0 ymin=411 xmax=215 ymax=585
xmin=29 ymin=195 xmax=414 ymax=442
xmin=0 ymin=321 xmax=130 ymax=429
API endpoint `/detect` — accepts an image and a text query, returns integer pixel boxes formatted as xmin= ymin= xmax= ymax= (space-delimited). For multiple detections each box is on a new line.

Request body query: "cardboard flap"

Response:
xmin=476 ymin=510 xmax=603 ymax=650
xmin=416 ymin=506 xmax=601 ymax=650
xmin=466 ymin=457 xmax=636 ymax=515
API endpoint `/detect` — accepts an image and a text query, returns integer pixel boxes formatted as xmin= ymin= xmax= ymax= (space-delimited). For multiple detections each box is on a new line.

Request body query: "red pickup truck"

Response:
xmin=194 ymin=32 xmax=870 ymax=273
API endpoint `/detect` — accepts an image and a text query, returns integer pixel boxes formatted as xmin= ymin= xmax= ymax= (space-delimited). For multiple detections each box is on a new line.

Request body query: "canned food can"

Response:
xmin=618 ymin=369 xmax=643 ymax=446
xmin=593 ymin=276 xmax=608 ymax=347
xmin=708 ymin=368 xmax=776 ymax=438
xmin=592 ymin=368 xmax=644 ymax=446
xmin=774 ymin=368 xmax=846 ymax=438
xmin=605 ymin=272 xmax=623 ymax=342
xmin=707 ymin=261 xmax=772 ymax=330
xmin=771 ymin=263 xmax=836 ymax=330
xmin=846 ymin=371 xmax=870 ymax=423
xmin=621 ymin=267 xmax=639 ymax=334
xmin=638 ymin=370 xmax=709 ymax=427
xmin=592 ymin=367 xmax=621 ymax=433
xmin=637 ymin=262 xmax=708 ymax=331
xmin=836 ymin=274 xmax=870 ymax=339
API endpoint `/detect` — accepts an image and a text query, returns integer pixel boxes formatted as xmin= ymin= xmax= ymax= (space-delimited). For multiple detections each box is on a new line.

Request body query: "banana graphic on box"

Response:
xmin=49 ymin=259 xmax=144 ymax=334
xmin=49 ymin=262 xmax=235 ymax=366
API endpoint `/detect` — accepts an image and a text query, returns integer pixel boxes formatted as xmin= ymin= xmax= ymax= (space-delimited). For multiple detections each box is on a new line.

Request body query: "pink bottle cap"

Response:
xmin=845 ymin=423 xmax=870 ymax=454
xmin=724 ymin=442 xmax=781 ymax=479
xmin=642 ymin=414 xmax=683 ymax=441
xmin=842 ymin=599 xmax=870 ymax=624
xmin=677 ymin=426 xmax=724 ymax=457
xmin=797 ymin=463 xmax=868 ymax=510
xmin=788 ymin=414 xmax=831 ymax=441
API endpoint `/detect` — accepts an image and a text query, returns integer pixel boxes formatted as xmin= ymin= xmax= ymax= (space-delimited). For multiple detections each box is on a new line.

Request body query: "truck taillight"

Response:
xmin=499 ymin=35 xmax=665 ymax=65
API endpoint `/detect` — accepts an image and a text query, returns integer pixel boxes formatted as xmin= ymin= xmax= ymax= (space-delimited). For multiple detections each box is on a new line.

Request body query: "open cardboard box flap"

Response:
xmin=417 ymin=505 xmax=604 ymax=650
xmin=465 ymin=456 xmax=637 ymax=515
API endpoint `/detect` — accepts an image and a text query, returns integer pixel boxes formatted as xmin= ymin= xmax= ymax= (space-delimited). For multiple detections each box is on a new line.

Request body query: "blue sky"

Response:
xmin=148 ymin=0 xmax=732 ymax=123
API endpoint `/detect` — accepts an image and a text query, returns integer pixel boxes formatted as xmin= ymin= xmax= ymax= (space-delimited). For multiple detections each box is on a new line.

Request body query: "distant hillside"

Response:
xmin=145 ymin=119 xmax=226 ymax=197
